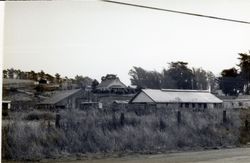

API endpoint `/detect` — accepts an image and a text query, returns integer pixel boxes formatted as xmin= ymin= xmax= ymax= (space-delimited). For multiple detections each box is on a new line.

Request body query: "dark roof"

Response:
xmin=39 ymin=89 xmax=81 ymax=105
xmin=97 ymin=78 xmax=127 ymax=89
xmin=3 ymin=79 xmax=35 ymax=85
xmin=3 ymin=92 xmax=34 ymax=102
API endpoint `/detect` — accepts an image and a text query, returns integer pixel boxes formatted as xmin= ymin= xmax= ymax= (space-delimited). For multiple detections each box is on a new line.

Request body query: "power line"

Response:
xmin=101 ymin=0 xmax=250 ymax=25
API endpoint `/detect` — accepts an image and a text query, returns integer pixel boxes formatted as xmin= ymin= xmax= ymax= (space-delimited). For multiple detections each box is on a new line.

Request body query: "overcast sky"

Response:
xmin=3 ymin=0 xmax=250 ymax=85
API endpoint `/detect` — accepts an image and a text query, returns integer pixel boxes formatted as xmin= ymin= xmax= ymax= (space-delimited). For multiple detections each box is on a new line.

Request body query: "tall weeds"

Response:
xmin=2 ymin=108 xmax=240 ymax=160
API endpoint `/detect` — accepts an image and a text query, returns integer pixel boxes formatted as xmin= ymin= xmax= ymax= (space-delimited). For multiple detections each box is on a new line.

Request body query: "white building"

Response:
xmin=130 ymin=89 xmax=223 ymax=109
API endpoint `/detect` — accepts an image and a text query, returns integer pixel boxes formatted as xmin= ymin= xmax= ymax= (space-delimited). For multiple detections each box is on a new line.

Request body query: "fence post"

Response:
xmin=112 ymin=114 xmax=117 ymax=129
xmin=245 ymin=119 xmax=249 ymax=131
xmin=177 ymin=111 xmax=181 ymax=125
xmin=55 ymin=114 xmax=61 ymax=128
xmin=120 ymin=113 xmax=125 ymax=126
xmin=223 ymin=110 xmax=227 ymax=123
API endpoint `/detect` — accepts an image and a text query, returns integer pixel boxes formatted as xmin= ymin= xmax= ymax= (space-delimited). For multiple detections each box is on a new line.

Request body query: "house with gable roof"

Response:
xmin=96 ymin=74 xmax=127 ymax=93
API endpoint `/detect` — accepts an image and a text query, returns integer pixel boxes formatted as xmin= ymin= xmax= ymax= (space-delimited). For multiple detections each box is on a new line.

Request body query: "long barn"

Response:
xmin=130 ymin=89 xmax=223 ymax=109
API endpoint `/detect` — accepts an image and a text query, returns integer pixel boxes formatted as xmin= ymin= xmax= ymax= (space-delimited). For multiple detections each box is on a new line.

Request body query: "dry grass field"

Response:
xmin=2 ymin=107 xmax=240 ymax=161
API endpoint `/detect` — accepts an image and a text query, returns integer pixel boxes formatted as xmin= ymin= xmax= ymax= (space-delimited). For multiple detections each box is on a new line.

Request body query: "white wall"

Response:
xmin=132 ymin=92 xmax=154 ymax=103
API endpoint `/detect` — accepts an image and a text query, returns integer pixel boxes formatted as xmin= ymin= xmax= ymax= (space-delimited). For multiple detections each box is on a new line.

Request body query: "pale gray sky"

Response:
xmin=3 ymin=0 xmax=250 ymax=85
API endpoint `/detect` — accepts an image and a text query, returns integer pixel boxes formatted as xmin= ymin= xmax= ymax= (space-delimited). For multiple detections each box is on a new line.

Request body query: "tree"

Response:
xmin=91 ymin=79 xmax=99 ymax=92
xmin=29 ymin=70 xmax=38 ymax=81
xmin=7 ymin=68 xmax=15 ymax=79
xmin=101 ymin=74 xmax=117 ymax=81
xmin=191 ymin=68 xmax=217 ymax=91
xmin=219 ymin=68 xmax=244 ymax=95
xmin=192 ymin=68 xmax=208 ymax=90
xmin=82 ymin=77 xmax=93 ymax=87
xmin=3 ymin=70 xmax=7 ymax=78
xmin=19 ymin=71 xmax=27 ymax=79
xmin=164 ymin=61 xmax=194 ymax=89
xmin=238 ymin=52 xmax=250 ymax=94
xmin=75 ymin=75 xmax=93 ymax=88
xmin=129 ymin=67 xmax=162 ymax=89
xmin=38 ymin=70 xmax=45 ymax=79
xmin=129 ymin=62 xmax=211 ymax=90
xmin=129 ymin=67 xmax=148 ymax=88
xmin=161 ymin=69 xmax=177 ymax=89
xmin=206 ymin=71 xmax=218 ymax=92
xmin=16 ymin=69 xmax=21 ymax=79
xmin=75 ymin=75 xmax=84 ymax=87
xmin=55 ymin=73 xmax=61 ymax=84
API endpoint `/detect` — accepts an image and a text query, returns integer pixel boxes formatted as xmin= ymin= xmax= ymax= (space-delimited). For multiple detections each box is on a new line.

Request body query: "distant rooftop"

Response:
xmin=161 ymin=89 xmax=210 ymax=93
xmin=3 ymin=79 xmax=35 ymax=85
xmin=97 ymin=78 xmax=127 ymax=89
xmin=3 ymin=92 xmax=34 ymax=102
xmin=39 ymin=89 xmax=81 ymax=105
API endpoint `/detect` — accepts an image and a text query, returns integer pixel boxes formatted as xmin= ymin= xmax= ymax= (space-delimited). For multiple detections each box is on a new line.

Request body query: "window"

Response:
xmin=192 ymin=103 xmax=195 ymax=108
xmin=204 ymin=103 xmax=207 ymax=109
xmin=185 ymin=103 xmax=189 ymax=108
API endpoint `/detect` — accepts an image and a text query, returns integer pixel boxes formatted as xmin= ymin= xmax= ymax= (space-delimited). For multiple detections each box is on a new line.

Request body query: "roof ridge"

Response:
xmin=161 ymin=89 xmax=209 ymax=93
xmin=142 ymin=89 xmax=210 ymax=93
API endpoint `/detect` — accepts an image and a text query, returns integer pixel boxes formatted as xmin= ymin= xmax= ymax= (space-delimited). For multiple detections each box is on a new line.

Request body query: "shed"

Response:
xmin=130 ymin=89 xmax=223 ymax=109
xmin=37 ymin=89 xmax=82 ymax=109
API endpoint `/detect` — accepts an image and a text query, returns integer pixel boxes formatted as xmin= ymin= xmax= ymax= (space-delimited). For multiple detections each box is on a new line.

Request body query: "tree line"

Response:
xmin=129 ymin=52 xmax=250 ymax=96
xmin=219 ymin=52 xmax=250 ymax=95
xmin=129 ymin=61 xmax=217 ymax=91
xmin=3 ymin=68 xmax=94 ymax=88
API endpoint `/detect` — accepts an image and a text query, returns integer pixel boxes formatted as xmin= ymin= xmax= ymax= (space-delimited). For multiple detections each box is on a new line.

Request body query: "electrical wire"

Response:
xmin=101 ymin=0 xmax=250 ymax=25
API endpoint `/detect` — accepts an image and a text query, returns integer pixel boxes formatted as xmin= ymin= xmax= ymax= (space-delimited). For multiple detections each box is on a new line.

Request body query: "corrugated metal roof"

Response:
xmin=132 ymin=89 xmax=223 ymax=103
xmin=39 ymin=89 xmax=81 ymax=105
